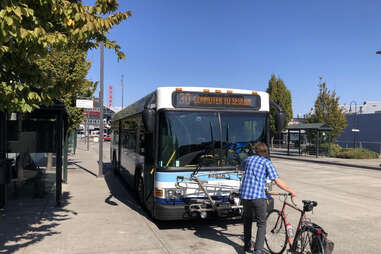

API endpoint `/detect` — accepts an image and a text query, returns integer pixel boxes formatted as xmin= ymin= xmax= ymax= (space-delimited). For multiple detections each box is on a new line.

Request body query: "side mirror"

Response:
xmin=275 ymin=112 xmax=286 ymax=133
xmin=143 ymin=109 xmax=155 ymax=133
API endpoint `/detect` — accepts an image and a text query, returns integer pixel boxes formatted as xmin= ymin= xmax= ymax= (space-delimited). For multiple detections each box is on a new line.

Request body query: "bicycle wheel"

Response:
xmin=293 ymin=227 xmax=325 ymax=254
xmin=265 ymin=209 xmax=287 ymax=254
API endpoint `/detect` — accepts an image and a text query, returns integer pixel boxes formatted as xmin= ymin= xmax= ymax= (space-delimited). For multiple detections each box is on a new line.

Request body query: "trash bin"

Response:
xmin=0 ymin=159 xmax=12 ymax=208
xmin=0 ymin=159 xmax=11 ymax=184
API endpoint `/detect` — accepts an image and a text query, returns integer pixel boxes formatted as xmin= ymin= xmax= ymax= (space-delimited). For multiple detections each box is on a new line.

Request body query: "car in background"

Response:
xmin=77 ymin=131 xmax=85 ymax=138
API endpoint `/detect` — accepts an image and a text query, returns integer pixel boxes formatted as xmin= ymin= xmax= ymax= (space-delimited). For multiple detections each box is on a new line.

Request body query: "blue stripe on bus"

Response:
xmin=154 ymin=171 xmax=241 ymax=182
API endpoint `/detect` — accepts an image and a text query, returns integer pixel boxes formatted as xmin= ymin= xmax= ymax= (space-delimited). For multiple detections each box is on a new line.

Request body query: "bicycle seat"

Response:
xmin=302 ymin=200 xmax=318 ymax=212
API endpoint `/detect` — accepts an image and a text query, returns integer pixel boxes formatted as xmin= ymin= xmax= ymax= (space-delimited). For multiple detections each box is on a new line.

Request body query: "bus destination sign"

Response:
xmin=172 ymin=91 xmax=261 ymax=109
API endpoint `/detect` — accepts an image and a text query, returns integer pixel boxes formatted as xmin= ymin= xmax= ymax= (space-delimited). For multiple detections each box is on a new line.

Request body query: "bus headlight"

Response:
xmin=166 ymin=189 xmax=176 ymax=199
xmin=165 ymin=188 xmax=185 ymax=199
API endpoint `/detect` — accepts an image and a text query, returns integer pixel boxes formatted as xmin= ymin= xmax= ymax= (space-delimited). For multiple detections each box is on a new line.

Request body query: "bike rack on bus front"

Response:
xmin=175 ymin=170 xmax=243 ymax=219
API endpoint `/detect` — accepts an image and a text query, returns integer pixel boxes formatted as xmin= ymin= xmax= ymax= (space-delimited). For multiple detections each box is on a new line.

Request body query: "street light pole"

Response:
xmin=121 ymin=74 xmax=124 ymax=109
xmin=98 ymin=42 xmax=104 ymax=178
xmin=349 ymin=100 xmax=358 ymax=148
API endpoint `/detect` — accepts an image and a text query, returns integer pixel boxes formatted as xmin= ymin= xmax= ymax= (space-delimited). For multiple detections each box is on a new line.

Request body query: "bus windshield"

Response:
xmin=158 ymin=111 xmax=267 ymax=169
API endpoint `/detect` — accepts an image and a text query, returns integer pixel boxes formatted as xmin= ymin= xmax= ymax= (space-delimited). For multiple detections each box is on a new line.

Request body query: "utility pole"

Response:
xmin=121 ymin=74 xmax=124 ymax=108
xmin=98 ymin=42 xmax=104 ymax=178
xmin=86 ymin=111 xmax=89 ymax=151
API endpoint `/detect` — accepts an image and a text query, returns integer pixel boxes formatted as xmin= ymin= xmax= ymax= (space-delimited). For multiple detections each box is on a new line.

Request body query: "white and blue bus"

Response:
xmin=110 ymin=87 xmax=285 ymax=220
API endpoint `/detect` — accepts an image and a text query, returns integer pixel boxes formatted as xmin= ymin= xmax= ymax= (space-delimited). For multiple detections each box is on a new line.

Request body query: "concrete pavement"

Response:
xmin=0 ymin=141 xmax=171 ymax=254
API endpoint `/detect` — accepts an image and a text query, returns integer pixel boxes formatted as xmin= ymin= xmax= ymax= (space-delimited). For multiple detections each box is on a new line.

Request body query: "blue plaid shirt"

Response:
xmin=239 ymin=155 xmax=279 ymax=200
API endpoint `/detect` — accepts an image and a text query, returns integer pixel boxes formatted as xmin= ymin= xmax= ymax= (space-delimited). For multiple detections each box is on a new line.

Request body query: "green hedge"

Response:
xmin=331 ymin=144 xmax=379 ymax=159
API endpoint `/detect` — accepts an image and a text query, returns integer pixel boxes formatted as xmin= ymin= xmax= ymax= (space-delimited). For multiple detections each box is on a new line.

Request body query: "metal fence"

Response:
xmin=271 ymin=140 xmax=331 ymax=157
xmin=272 ymin=139 xmax=381 ymax=157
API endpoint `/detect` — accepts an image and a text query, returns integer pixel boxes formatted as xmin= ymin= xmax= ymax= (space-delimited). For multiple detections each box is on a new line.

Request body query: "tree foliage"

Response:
xmin=0 ymin=0 xmax=131 ymax=112
xmin=36 ymin=47 xmax=96 ymax=130
xmin=306 ymin=78 xmax=347 ymax=140
xmin=266 ymin=74 xmax=293 ymax=137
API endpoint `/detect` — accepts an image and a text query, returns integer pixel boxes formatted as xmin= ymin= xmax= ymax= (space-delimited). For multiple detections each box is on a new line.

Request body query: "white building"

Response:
xmin=341 ymin=101 xmax=381 ymax=114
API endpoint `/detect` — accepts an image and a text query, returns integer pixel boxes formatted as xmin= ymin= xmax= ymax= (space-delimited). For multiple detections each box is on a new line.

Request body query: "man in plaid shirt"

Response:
xmin=240 ymin=142 xmax=296 ymax=254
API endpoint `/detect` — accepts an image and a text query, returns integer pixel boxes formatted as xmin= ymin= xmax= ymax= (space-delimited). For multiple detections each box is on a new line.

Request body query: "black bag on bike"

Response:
xmin=310 ymin=223 xmax=335 ymax=254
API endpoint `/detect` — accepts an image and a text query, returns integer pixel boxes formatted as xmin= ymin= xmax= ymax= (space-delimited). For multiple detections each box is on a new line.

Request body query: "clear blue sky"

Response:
xmin=85 ymin=0 xmax=381 ymax=116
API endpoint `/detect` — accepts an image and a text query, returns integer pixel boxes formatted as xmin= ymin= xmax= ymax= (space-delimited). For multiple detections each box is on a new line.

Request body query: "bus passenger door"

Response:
xmin=143 ymin=132 xmax=155 ymax=211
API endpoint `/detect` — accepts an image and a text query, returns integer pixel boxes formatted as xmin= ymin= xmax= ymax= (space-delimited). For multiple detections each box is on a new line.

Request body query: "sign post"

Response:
xmin=76 ymin=98 xmax=93 ymax=151
xmin=352 ymin=128 xmax=360 ymax=148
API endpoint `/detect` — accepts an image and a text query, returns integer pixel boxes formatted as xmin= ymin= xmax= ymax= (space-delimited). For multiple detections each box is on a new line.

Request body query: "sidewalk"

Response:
xmin=271 ymin=150 xmax=381 ymax=170
xmin=0 ymin=141 xmax=169 ymax=254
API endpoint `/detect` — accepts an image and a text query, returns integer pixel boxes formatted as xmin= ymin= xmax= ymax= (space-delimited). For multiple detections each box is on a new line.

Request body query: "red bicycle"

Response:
xmin=264 ymin=192 xmax=331 ymax=254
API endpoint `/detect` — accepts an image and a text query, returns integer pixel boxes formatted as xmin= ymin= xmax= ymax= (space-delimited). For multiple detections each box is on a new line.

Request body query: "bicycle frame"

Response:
xmin=270 ymin=193 xmax=307 ymax=248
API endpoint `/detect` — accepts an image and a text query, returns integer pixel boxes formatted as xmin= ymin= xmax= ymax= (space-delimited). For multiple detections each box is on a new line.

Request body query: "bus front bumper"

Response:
xmin=153 ymin=201 xmax=243 ymax=221
xmin=154 ymin=203 xmax=189 ymax=221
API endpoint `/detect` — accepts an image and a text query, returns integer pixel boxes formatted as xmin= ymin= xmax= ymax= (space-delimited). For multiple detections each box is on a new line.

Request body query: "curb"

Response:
xmin=271 ymin=155 xmax=381 ymax=171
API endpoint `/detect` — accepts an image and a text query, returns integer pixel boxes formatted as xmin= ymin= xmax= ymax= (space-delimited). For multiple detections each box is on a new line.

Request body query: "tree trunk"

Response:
xmin=271 ymin=136 xmax=274 ymax=150
xmin=47 ymin=153 xmax=53 ymax=171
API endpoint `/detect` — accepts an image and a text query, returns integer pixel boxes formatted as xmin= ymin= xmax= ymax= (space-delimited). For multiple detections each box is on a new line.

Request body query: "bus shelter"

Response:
xmin=285 ymin=123 xmax=333 ymax=157
xmin=0 ymin=103 xmax=67 ymax=208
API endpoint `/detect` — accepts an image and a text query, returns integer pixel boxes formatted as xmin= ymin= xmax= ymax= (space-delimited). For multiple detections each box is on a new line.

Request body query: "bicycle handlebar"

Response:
xmin=268 ymin=192 xmax=297 ymax=207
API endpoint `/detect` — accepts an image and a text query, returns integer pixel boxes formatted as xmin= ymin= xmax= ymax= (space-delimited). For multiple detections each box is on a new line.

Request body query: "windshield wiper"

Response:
xmin=225 ymin=123 xmax=231 ymax=163
xmin=196 ymin=121 xmax=217 ymax=167
xmin=210 ymin=121 xmax=215 ymax=158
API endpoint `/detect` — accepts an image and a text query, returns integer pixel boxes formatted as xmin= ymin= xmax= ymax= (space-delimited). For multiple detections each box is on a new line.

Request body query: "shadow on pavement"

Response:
xmin=70 ymin=161 xmax=97 ymax=177
xmin=102 ymin=163 xmax=150 ymax=218
xmin=0 ymin=191 xmax=76 ymax=254
xmin=192 ymin=220 xmax=244 ymax=254
xmin=156 ymin=218 xmax=244 ymax=253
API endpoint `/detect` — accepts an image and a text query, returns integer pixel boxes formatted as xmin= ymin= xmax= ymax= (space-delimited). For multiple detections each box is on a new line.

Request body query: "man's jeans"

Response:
xmin=243 ymin=198 xmax=267 ymax=253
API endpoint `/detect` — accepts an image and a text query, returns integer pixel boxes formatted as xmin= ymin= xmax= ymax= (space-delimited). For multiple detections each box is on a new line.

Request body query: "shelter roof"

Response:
xmin=286 ymin=123 xmax=333 ymax=131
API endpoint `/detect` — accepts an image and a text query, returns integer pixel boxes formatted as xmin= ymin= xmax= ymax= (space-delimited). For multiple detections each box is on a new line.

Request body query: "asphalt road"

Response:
xmin=272 ymin=157 xmax=381 ymax=254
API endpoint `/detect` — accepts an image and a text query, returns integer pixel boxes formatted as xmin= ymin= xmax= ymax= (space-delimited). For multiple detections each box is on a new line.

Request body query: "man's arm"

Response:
xmin=274 ymin=178 xmax=296 ymax=197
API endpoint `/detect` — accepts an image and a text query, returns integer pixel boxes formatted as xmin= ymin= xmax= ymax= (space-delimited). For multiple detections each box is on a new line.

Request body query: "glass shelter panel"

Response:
xmin=5 ymin=115 xmax=61 ymax=202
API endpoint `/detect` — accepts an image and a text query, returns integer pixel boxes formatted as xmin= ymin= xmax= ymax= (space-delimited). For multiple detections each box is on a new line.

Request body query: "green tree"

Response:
xmin=307 ymin=78 xmax=347 ymax=140
xmin=0 ymin=0 xmax=131 ymax=112
xmin=36 ymin=47 xmax=97 ymax=130
xmin=266 ymin=74 xmax=293 ymax=144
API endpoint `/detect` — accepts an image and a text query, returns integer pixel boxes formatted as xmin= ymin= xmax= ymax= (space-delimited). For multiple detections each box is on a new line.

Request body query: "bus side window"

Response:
xmin=122 ymin=132 xmax=128 ymax=149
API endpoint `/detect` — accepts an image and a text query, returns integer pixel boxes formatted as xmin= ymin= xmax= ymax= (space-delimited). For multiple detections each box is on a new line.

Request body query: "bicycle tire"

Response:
xmin=292 ymin=226 xmax=325 ymax=254
xmin=265 ymin=209 xmax=287 ymax=254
